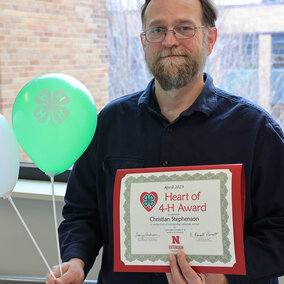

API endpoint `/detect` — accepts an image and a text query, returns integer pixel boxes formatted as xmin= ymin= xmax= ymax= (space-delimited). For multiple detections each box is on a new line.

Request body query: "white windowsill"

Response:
xmin=11 ymin=179 xmax=67 ymax=202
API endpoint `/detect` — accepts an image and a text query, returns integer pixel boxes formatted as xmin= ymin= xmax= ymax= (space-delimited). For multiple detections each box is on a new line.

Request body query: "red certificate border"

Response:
xmin=113 ymin=164 xmax=246 ymax=275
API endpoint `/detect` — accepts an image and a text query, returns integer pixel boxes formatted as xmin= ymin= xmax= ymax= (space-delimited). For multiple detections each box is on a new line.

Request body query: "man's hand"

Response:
xmin=46 ymin=258 xmax=85 ymax=284
xmin=166 ymin=251 xmax=228 ymax=284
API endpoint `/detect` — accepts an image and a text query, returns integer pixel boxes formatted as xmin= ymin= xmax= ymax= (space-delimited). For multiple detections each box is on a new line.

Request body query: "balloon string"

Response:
xmin=7 ymin=196 xmax=56 ymax=280
xmin=51 ymin=175 xmax=63 ymax=276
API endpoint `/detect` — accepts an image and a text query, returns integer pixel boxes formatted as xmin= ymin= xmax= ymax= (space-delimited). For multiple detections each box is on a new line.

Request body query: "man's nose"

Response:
xmin=162 ymin=30 xmax=179 ymax=47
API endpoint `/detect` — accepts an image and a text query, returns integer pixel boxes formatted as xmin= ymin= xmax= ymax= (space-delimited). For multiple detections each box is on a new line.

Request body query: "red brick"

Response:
xmin=0 ymin=0 xmax=109 ymax=162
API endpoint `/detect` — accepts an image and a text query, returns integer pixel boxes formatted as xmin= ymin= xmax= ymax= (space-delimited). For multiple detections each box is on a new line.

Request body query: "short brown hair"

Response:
xmin=141 ymin=0 xmax=218 ymax=29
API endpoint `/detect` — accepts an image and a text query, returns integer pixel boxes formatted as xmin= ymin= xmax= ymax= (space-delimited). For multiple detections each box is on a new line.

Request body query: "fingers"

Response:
xmin=59 ymin=261 xmax=84 ymax=284
xmin=46 ymin=266 xmax=61 ymax=284
xmin=166 ymin=251 xmax=229 ymax=284
xmin=175 ymin=250 xmax=201 ymax=283
xmin=46 ymin=273 xmax=56 ymax=284
xmin=46 ymin=263 xmax=70 ymax=284
xmin=166 ymin=254 xmax=176 ymax=284
xmin=167 ymin=251 xmax=203 ymax=284
xmin=168 ymin=253 xmax=187 ymax=284
xmin=46 ymin=259 xmax=85 ymax=284
xmin=166 ymin=271 xmax=175 ymax=284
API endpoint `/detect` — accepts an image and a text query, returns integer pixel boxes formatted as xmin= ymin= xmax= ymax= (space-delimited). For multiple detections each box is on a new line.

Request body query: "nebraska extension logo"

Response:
xmin=169 ymin=236 xmax=184 ymax=250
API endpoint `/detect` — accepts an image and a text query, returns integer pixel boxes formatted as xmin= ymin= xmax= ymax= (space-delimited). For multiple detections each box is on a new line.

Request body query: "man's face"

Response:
xmin=141 ymin=0 xmax=215 ymax=91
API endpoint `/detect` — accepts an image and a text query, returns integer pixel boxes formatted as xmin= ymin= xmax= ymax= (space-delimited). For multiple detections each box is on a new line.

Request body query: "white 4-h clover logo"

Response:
xmin=33 ymin=89 xmax=70 ymax=126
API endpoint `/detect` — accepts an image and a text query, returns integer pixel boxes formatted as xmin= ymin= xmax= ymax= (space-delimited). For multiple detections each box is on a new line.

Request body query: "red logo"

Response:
xmin=140 ymin=192 xmax=158 ymax=212
xmin=169 ymin=236 xmax=183 ymax=250
xmin=172 ymin=236 xmax=180 ymax=244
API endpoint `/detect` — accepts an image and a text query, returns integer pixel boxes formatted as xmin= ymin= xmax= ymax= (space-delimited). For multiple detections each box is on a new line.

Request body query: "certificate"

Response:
xmin=113 ymin=164 xmax=246 ymax=275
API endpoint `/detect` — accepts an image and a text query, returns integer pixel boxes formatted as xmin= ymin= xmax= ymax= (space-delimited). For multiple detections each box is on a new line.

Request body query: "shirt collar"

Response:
xmin=138 ymin=73 xmax=217 ymax=117
xmin=138 ymin=79 xmax=158 ymax=110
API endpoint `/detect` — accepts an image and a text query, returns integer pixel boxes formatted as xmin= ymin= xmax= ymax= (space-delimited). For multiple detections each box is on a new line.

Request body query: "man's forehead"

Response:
xmin=144 ymin=0 xmax=203 ymax=27
xmin=148 ymin=19 xmax=196 ymax=28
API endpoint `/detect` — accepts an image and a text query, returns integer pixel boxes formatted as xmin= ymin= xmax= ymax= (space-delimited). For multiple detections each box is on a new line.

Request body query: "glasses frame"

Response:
xmin=142 ymin=24 xmax=207 ymax=43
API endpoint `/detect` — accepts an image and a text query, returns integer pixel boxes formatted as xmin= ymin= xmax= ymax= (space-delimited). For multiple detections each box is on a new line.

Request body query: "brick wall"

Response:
xmin=0 ymin=0 xmax=109 ymax=161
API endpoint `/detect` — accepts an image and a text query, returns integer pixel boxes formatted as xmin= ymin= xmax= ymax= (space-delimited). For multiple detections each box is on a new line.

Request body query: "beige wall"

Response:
xmin=0 ymin=196 xmax=100 ymax=280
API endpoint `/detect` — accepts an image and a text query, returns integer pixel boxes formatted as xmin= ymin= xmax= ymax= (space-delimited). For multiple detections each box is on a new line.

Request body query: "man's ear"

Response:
xmin=140 ymin=33 xmax=147 ymax=50
xmin=206 ymin=27 xmax=217 ymax=55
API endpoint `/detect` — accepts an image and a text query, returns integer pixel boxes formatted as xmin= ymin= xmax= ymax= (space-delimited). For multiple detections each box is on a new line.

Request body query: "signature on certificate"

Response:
xmin=190 ymin=231 xmax=219 ymax=242
xmin=135 ymin=232 xmax=160 ymax=242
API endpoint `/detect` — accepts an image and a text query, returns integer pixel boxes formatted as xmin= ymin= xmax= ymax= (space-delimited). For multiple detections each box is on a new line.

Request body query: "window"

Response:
xmin=107 ymin=5 xmax=151 ymax=101
xmin=262 ymin=0 xmax=284 ymax=3
xmin=217 ymin=34 xmax=259 ymax=103
xmin=271 ymin=34 xmax=284 ymax=104
xmin=271 ymin=33 xmax=284 ymax=126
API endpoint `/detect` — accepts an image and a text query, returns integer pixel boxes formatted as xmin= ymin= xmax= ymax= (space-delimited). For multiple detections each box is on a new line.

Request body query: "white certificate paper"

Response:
xmin=113 ymin=164 xmax=246 ymax=275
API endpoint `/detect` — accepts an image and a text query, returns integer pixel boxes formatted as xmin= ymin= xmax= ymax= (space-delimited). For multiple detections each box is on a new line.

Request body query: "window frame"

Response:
xmin=19 ymin=162 xmax=70 ymax=183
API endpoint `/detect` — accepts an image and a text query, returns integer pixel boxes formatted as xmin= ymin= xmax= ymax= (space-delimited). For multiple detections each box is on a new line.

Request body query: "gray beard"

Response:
xmin=145 ymin=48 xmax=206 ymax=91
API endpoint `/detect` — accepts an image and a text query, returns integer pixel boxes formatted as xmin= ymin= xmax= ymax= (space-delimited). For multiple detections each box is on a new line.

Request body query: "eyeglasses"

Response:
xmin=142 ymin=24 xmax=207 ymax=43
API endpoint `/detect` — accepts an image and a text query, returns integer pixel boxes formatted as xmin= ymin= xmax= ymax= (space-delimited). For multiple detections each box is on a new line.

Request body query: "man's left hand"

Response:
xmin=166 ymin=250 xmax=228 ymax=284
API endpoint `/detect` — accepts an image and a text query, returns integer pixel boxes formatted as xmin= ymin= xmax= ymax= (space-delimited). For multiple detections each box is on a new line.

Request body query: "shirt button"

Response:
xmin=162 ymin=161 xmax=168 ymax=166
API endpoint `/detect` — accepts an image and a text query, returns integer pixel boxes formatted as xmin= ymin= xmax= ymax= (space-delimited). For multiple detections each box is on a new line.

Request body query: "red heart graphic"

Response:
xmin=140 ymin=192 xmax=158 ymax=212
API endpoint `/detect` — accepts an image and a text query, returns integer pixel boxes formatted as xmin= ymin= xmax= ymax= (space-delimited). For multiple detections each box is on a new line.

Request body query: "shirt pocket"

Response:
xmin=102 ymin=156 xmax=144 ymax=181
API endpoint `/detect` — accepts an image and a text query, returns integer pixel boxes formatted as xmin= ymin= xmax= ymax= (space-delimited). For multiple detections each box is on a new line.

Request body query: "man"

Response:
xmin=46 ymin=0 xmax=284 ymax=283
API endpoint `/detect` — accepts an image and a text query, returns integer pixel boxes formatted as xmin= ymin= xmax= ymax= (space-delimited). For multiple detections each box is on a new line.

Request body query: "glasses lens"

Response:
xmin=174 ymin=25 xmax=195 ymax=39
xmin=145 ymin=25 xmax=198 ymax=42
xmin=146 ymin=27 xmax=165 ymax=42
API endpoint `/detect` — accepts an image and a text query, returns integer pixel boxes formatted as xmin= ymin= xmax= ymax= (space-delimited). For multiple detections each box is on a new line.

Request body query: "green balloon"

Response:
xmin=12 ymin=74 xmax=97 ymax=176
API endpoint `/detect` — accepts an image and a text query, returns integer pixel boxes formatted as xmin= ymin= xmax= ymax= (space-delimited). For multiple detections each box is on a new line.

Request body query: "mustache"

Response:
xmin=158 ymin=48 xmax=190 ymax=58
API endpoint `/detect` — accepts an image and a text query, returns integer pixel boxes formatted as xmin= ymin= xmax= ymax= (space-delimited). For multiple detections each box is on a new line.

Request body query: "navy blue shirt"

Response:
xmin=59 ymin=73 xmax=284 ymax=283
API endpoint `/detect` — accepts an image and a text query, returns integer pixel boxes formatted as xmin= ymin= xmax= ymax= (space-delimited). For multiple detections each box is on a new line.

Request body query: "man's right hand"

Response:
xmin=46 ymin=258 xmax=85 ymax=284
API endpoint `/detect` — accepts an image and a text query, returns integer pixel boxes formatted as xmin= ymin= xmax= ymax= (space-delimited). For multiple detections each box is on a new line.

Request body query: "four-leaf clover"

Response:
xmin=33 ymin=89 xmax=70 ymax=126
xmin=143 ymin=194 xmax=156 ymax=209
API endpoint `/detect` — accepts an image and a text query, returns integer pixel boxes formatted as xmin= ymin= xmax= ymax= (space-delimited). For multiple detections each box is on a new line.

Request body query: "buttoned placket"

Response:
xmin=160 ymin=124 xmax=175 ymax=167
